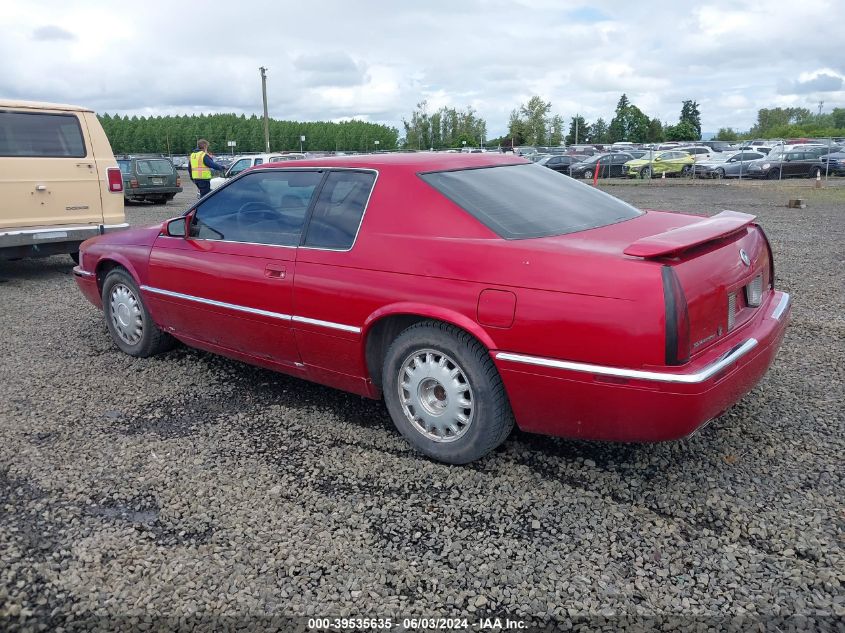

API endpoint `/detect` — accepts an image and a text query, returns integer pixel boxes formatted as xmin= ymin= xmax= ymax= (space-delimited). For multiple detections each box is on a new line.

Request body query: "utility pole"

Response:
xmin=818 ymin=100 xmax=824 ymax=116
xmin=259 ymin=66 xmax=270 ymax=152
xmin=575 ymin=115 xmax=579 ymax=145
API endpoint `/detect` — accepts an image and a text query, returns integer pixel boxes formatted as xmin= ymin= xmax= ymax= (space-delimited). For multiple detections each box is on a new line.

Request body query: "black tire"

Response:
xmin=165 ymin=194 xmax=176 ymax=201
xmin=101 ymin=267 xmax=175 ymax=358
xmin=640 ymin=166 xmax=652 ymax=179
xmin=809 ymin=167 xmax=822 ymax=179
xmin=69 ymin=251 xmax=80 ymax=265
xmin=583 ymin=169 xmax=594 ymax=180
xmin=382 ymin=321 xmax=514 ymax=464
xmin=766 ymin=169 xmax=780 ymax=180
xmin=714 ymin=168 xmax=725 ymax=179
xmin=681 ymin=165 xmax=693 ymax=177
xmin=151 ymin=196 xmax=167 ymax=205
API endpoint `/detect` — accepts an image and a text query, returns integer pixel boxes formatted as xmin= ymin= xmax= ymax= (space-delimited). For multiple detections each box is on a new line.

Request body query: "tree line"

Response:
xmin=97 ymin=113 xmax=399 ymax=155
xmin=716 ymin=107 xmax=845 ymax=141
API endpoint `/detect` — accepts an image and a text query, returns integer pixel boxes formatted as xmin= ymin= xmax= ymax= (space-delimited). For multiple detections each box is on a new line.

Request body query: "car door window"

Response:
xmin=227 ymin=158 xmax=252 ymax=176
xmin=303 ymin=170 xmax=376 ymax=250
xmin=254 ymin=158 xmax=264 ymax=165
xmin=190 ymin=170 xmax=323 ymax=246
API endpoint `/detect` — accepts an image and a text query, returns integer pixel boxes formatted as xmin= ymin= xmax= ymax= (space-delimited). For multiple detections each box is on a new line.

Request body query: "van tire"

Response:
xmin=69 ymin=252 xmax=79 ymax=265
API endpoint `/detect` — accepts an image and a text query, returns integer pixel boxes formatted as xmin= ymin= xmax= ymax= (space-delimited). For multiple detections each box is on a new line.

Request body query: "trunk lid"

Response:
xmin=622 ymin=211 xmax=773 ymax=360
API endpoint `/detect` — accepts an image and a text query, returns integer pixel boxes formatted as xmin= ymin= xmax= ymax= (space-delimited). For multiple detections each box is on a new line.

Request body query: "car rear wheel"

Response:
xmin=681 ymin=165 xmax=693 ymax=176
xmin=102 ymin=268 xmax=175 ymax=358
xmin=809 ymin=167 xmax=822 ymax=179
xmin=640 ymin=166 xmax=652 ymax=179
xmin=382 ymin=321 xmax=514 ymax=464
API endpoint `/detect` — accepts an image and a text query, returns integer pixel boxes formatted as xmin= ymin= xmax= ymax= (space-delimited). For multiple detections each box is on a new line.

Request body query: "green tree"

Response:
xmin=716 ymin=127 xmax=739 ymax=141
xmin=565 ymin=115 xmax=589 ymax=145
xmin=665 ymin=121 xmax=699 ymax=141
xmin=517 ymin=96 xmax=553 ymax=145
xmin=679 ymin=100 xmax=702 ymax=139
xmin=646 ymin=118 xmax=665 ymax=143
xmin=589 ymin=118 xmax=610 ymax=144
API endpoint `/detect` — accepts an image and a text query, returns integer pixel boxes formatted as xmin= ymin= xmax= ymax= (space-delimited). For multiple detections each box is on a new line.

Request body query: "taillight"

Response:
xmin=757 ymin=225 xmax=776 ymax=289
xmin=662 ymin=266 xmax=690 ymax=365
xmin=107 ymin=167 xmax=123 ymax=193
xmin=745 ymin=275 xmax=763 ymax=307
xmin=130 ymin=179 xmax=139 ymax=188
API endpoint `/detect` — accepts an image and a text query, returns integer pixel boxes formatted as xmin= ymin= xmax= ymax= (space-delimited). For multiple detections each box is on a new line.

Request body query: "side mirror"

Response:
xmin=164 ymin=216 xmax=187 ymax=238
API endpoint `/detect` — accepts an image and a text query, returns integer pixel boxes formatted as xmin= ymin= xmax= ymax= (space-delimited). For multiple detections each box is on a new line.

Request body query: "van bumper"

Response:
xmin=0 ymin=223 xmax=129 ymax=259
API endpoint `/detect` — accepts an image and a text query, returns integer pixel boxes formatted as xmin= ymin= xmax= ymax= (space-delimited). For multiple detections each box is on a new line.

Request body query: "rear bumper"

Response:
xmin=125 ymin=186 xmax=182 ymax=198
xmin=0 ymin=223 xmax=129 ymax=258
xmin=494 ymin=291 xmax=791 ymax=442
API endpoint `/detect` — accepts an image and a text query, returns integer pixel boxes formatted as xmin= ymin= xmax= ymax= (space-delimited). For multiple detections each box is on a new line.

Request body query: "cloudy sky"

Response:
xmin=2 ymin=1 xmax=843 ymax=137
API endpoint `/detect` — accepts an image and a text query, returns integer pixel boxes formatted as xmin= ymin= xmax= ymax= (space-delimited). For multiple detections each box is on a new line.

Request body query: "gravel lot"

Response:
xmin=1 ymin=177 xmax=843 ymax=631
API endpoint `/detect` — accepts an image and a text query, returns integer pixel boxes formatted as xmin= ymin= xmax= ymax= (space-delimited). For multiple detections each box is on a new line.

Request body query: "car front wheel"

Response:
xmin=640 ymin=166 xmax=652 ymax=179
xmin=583 ymin=169 xmax=594 ymax=179
xmin=382 ymin=321 xmax=514 ymax=464
xmin=102 ymin=268 xmax=175 ymax=358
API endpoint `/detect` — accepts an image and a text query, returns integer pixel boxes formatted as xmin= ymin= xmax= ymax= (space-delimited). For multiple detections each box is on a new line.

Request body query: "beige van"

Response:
xmin=0 ymin=100 xmax=127 ymax=262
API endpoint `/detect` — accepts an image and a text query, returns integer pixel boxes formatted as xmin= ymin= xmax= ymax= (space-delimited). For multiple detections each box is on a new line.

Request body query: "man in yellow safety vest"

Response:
xmin=189 ymin=139 xmax=225 ymax=199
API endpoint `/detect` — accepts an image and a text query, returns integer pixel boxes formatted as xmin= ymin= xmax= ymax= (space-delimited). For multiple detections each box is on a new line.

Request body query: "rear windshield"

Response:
xmin=136 ymin=159 xmax=174 ymax=176
xmin=419 ymin=163 xmax=642 ymax=239
xmin=117 ymin=160 xmax=131 ymax=174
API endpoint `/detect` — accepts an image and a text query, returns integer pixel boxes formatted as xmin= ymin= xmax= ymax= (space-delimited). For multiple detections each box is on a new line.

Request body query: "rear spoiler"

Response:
xmin=624 ymin=210 xmax=756 ymax=258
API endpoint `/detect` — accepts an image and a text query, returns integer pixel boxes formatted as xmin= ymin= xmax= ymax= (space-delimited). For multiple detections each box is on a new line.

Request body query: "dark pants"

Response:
xmin=194 ymin=179 xmax=211 ymax=199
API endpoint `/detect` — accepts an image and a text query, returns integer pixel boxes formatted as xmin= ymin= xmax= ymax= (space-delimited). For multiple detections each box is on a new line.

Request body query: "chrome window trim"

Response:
xmin=139 ymin=285 xmax=360 ymax=333
xmin=771 ymin=292 xmax=791 ymax=321
xmin=495 ymin=338 xmax=759 ymax=384
xmin=291 ymin=315 xmax=361 ymax=334
xmin=141 ymin=286 xmax=292 ymax=322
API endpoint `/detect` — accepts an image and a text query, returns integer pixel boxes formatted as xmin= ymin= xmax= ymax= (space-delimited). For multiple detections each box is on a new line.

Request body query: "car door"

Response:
xmin=145 ymin=168 xmax=324 ymax=367
xmin=611 ymin=153 xmax=628 ymax=176
xmin=783 ymin=152 xmax=803 ymax=177
xmin=292 ymin=169 xmax=377 ymax=390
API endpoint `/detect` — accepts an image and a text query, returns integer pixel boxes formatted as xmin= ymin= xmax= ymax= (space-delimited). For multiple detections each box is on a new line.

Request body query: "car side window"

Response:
xmin=0 ymin=111 xmax=86 ymax=158
xmin=228 ymin=158 xmax=251 ymax=176
xmin=190 ymin=170 xmax=323 ymax=247
xmin=254 ymin=158 xmax=264 ymax=165
xmin=304 ymin=170 xmax=376 ymax=250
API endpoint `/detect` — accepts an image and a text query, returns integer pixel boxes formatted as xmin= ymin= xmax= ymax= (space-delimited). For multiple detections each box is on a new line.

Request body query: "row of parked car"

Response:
xmin=526 ymin=142 xmax=845 ymax=180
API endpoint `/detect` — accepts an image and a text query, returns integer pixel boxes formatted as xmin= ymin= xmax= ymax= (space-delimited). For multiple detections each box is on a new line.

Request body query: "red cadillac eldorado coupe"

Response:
xmin=73 ymin=153 xmax=791 ymax=463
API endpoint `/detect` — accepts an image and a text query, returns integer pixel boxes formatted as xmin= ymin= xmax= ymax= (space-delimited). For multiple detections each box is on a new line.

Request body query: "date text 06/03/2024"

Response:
xmin=306 ymin=616 xmax=528 ymax=630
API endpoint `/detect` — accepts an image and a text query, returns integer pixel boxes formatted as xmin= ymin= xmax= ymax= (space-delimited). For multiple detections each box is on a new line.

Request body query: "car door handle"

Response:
xmin=264 ymin=264 xmax=286 ymax=279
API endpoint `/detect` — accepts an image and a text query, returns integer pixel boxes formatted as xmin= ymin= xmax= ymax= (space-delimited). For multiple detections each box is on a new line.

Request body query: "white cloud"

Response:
xmin=0 ymin=0 xmax=843 ymax=136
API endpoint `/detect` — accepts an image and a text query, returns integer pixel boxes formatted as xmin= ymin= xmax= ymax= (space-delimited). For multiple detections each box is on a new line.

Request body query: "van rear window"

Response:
xmin=0 ymin=111 xmax=86 ymax=158
xmin=420 ymin=163 xmax=642 ymax=239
